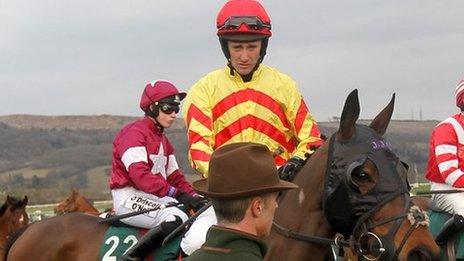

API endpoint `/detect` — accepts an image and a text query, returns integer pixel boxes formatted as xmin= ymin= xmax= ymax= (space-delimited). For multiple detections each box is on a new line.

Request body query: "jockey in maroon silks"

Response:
xmin=110 ymin=80 xmax=205 ymax=261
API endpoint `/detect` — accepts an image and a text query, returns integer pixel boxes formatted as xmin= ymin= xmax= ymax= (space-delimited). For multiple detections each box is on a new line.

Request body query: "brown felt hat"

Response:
xmin=193 ymin=142 xmax=298 ymax=199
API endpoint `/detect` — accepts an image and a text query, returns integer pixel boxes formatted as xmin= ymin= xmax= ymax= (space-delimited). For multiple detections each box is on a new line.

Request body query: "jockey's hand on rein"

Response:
xmin=278 ymin=156 xmax=305 ymax=182
xmin=175 ymin=191 xmax=206 ymax=212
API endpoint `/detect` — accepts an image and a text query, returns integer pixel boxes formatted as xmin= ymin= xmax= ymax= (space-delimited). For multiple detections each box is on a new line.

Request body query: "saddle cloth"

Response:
xmin=98 ymin=226 xmax=181 ymax=261
xmin=429 ymin=211 xmax=464 ymax=259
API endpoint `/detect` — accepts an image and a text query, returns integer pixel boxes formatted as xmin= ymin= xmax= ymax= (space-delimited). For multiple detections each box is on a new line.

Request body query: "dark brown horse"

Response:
xmin=54 ymin=190 xmax=100 ymax=216
xmin=0 ymin=196 xmax=28 ymax=261
xmin=266 ymin=90 xmax=440 ymax=261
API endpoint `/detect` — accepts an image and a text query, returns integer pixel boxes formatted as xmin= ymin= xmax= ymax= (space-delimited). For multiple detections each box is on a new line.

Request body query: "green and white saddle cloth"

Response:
xmin=99 ymin=226 xmax=181 ymax=261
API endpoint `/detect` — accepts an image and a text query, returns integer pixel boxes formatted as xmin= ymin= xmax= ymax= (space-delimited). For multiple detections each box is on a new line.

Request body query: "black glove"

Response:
xmin=175 ymin=191 xmax=206 ymax=212
xmin=278 ymin=157 xmax=305 ymax=182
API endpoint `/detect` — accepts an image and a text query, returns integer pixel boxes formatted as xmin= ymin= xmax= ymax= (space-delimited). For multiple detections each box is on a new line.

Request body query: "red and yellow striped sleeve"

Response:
xmin=182 ymin=80 xmax=214 ymax=177
xmin=285 ymin=81 xmax=323 ymax=159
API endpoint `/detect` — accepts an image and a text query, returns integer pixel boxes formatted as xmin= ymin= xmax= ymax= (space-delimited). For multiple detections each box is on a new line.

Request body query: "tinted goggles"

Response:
xmin=158 ymin=103 xmax=180 ymax=114
xmin=220 ymin=16 xmax=271 ymax=30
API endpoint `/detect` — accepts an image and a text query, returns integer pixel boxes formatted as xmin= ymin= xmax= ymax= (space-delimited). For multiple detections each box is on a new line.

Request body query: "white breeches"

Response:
xmin=431 ymin=182 xmax=464 ymax=216
xmin=180 ymin=205 xmax=217 ymax=255
xmin=112 ymin=187 xmax=188 ymax=228
xmin=112 ymin=187 xmax=217 ymax=255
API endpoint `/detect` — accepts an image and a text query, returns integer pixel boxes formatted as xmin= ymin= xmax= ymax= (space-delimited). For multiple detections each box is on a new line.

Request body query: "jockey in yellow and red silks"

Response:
xmin=183 ymin=0 xmax=323 ymax=181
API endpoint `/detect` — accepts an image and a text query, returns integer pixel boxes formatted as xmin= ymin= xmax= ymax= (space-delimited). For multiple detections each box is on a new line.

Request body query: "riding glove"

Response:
xmin=175 ymin=191 xmax=206 ymax=212
xmin=278 ymin=156 xmax=305 ymax=182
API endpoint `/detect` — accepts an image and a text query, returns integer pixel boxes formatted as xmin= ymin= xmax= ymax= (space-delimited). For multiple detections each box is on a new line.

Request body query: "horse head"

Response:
xmin=0 ymin=195 xmax=29 ymax=245
xmin=328 ymin=90 xmax=440 ymax=260
xmin=54 ymin=190 xmax=79 ymax=215
xmin=268 ymin=90 xmax=440 ymax=261
xmin=54 ymin=190 xmax=99 ymax=215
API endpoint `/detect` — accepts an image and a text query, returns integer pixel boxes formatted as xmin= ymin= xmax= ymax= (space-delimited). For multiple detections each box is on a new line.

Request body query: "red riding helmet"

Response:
xmin=139 ymin=80 xmax=186 ymax=112
xmin=216 ymin=0 xmax=272 ymax=41
xmin=455 ymin=78 xmax=464 ymax=109
xmin=216 ymin=0 xmax=272 ymax=68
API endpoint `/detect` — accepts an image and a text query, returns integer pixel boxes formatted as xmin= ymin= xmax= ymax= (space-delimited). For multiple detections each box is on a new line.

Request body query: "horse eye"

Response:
xmin=354 ymin=171 xmax=370 ymax=181
xmin=350 ymin=168 xmax=372 ymax=187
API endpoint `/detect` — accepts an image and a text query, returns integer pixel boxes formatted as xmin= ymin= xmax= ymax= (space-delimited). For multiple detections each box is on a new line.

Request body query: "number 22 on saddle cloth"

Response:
xmin=99 ymin=226 xmax=182 ymax=261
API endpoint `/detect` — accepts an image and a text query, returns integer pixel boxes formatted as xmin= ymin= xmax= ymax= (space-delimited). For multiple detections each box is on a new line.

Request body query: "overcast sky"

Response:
xmin=1 ymin=0 xmax=463 ymax=121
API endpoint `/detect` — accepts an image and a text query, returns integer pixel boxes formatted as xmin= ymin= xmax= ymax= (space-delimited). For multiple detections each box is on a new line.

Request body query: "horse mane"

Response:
xmin=81 ymin=195 xmax=94 ymax=205
xmin=0 ymin=202 xmax=7 ymax=217
xmin=3 ymin=224 xmax=30 ymax=260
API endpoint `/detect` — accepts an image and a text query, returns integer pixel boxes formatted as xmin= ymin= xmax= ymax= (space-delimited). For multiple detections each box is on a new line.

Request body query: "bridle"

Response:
xmin=273 ymin=133 xmax=430 ymax=260
xmin=350 ymin=193 xmax=429 ymax=260
xmin=273 ymin=191 xmax=429 ymax=260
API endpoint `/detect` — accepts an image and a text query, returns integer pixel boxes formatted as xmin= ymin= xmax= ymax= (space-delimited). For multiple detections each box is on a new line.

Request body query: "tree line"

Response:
xmin=0 ymin=120 xmax=434 ymax=203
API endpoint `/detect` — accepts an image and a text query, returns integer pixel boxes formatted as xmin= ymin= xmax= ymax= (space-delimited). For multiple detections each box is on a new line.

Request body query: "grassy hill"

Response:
xmin=0 ymin=115 xmax=438 ymax=204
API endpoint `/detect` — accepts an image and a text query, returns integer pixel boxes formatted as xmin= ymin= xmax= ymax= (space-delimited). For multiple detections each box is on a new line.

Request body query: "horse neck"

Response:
xmin=76 ymin=196 xmax=99 ymax=214
xmin=267 ymin=144 xmax=333 ymax=260
xmin=278 ymin=144 xmax=329 ymax=217
xmin=0 ymin=214 xmax=8 ymax=245
xmin=0 ymin=209 xmax=23 ymax=246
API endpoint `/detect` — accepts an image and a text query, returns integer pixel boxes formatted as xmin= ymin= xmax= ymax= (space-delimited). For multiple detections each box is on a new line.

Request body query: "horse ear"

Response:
xmin=338 ymin=89 xmax=360 ymax=140
xmin=6 ymin=195 xmax=11 ymax=203
xmin=369 ymin=93 xmax=395 ymax=136
xmin=23 ymin=196 xmax=28 ymax=205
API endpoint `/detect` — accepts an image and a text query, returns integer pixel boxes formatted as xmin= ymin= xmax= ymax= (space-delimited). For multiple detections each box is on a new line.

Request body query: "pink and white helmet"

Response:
xmin=139 ymin=80 xmax=186 ymax=112
xmin=455 ymin=78 xmax=464 ymax=108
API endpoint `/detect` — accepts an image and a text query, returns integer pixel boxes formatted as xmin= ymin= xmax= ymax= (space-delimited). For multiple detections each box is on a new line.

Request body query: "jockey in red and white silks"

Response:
xmin=426 ymin=78 xmax=464 ymax=215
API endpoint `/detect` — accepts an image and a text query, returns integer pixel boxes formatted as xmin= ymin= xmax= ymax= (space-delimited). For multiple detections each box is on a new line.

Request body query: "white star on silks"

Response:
xmin=149 ymin=143 xmax=167 ymax=179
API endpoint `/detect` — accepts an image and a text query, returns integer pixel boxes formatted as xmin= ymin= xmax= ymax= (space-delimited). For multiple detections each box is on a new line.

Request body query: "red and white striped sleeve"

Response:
xmin=433 ymin=118 xmax=464 ymax=187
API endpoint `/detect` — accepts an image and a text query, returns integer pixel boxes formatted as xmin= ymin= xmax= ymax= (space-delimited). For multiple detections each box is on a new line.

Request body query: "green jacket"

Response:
xmin=185 ymin=225 xmax=268 ymax=261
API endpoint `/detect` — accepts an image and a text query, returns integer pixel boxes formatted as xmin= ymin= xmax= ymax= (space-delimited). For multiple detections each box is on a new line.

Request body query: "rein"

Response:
xmin=272 ymin=221 xmax=351 ymax=248
xmin=415 ymin=189 xmax=464 ymax=195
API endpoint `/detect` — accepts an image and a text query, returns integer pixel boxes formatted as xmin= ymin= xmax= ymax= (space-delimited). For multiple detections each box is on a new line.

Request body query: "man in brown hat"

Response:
xmin=185 ymin=142 xmax=298 ymax=260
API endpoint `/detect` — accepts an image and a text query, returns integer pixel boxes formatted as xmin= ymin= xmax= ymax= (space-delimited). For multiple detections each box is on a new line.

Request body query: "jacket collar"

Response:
xmin=143 ymin=116 xmax=163 ymax=134
xmin=202 ymin=225 xmax=267 ymax=257
xmin=224 ymin=64 xmax=263 ymax=83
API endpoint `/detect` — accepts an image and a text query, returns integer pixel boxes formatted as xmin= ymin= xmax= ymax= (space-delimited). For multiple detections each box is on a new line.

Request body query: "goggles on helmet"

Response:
xmin=158 ymin=103 xmax=180 ymax=114
xmin=219 ymin=16 xmax=271 ymax=31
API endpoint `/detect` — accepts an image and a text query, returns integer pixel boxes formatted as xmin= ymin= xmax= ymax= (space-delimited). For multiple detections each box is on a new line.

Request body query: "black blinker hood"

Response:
xmin=323 ymin=124 xmax=409 ymax=236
